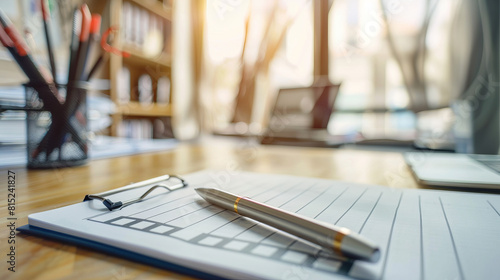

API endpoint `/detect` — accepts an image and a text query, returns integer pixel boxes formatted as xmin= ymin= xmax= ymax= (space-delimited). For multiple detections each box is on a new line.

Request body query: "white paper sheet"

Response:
xmin=28 ymin=170 xmax=500 ymax=279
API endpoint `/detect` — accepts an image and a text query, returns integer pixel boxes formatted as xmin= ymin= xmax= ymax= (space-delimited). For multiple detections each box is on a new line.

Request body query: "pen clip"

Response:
xmin=101 ymin=26 xmax=130 ymax=57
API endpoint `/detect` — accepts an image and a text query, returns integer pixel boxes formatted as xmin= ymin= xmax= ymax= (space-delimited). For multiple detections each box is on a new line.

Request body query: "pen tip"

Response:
xmin=194 ymin=188 xmax=210 ymax=200
xmin=194 ymin=187 xmax=205 ymax=194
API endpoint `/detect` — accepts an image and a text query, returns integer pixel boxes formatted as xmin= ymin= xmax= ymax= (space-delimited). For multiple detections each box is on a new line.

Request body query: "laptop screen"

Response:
xmin=268 ymin=85 xmax=340 ymax=132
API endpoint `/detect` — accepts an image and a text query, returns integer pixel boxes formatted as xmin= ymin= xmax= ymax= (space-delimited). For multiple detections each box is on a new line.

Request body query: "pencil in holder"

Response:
xmin=25 ymin=83 xmax=89 ymax=169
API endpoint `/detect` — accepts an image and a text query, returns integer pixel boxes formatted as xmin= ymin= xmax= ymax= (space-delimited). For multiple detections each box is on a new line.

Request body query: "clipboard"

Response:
xmin=17 ymin=224 xmax=226 ymax=280
xmin=17 ymin=170 xmax=500 ymax=279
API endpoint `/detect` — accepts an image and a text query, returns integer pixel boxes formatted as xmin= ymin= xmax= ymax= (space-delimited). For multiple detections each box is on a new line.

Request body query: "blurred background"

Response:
xmin=0 ymin=0 xmax=498 ymax=167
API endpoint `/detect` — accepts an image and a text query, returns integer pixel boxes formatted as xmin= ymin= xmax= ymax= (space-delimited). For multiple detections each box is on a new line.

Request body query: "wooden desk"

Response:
xmin=0 ymin=138 xmax=420 ymax=279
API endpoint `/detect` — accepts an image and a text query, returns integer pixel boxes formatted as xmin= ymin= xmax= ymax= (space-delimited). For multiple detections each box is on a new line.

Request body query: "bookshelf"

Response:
xmin=116 ymin=102 xmax=172 ymax=117
xmin=91 ymin=0 xmax=173 ymax=138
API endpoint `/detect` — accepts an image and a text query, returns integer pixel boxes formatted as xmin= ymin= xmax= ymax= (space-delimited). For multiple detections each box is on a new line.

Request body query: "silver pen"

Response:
xmin=195 ymin=188 xmax=380 ymax=262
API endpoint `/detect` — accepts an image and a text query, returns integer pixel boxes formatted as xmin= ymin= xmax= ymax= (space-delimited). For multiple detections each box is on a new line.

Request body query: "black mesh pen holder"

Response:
xmin=25 ymin=82 xmax=89 ymax=169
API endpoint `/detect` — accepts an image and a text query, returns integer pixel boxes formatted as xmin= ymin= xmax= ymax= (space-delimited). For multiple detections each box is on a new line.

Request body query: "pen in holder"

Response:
xmin=25 ymin=82 xmax=89 ymax=169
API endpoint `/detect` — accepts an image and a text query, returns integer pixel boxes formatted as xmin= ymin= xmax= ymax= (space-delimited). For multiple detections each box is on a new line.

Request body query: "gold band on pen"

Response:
xmin=234 ymin=197 xmax=243 ymax=214
xmin=333 ymin=228 xmax=351 ymax=256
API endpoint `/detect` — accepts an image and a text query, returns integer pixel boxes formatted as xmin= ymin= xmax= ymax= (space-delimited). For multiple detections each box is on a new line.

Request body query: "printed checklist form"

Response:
xmin=23 ymin=170 xmax=500 ymax=279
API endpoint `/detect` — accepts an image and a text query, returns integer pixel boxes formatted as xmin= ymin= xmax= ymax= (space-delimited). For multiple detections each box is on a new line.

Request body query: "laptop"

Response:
xmin=260 ymin=84 xmax=345 ymax=147
xmin=404 ymin=152 xmax=500 ymax=189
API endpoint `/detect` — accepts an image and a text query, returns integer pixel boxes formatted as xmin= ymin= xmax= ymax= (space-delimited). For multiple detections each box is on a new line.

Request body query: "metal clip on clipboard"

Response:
xmin=84 ymin=174 xmax=188 ymax=210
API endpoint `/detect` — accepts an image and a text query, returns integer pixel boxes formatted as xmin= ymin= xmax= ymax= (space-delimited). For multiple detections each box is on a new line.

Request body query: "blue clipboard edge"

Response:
xmin=17 ymin=224 xmax=228 ymax=280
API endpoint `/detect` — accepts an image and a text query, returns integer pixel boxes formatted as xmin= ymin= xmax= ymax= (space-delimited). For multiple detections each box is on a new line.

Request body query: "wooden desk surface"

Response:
xmin=0 ymin=138 xmax=421 ymax=279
